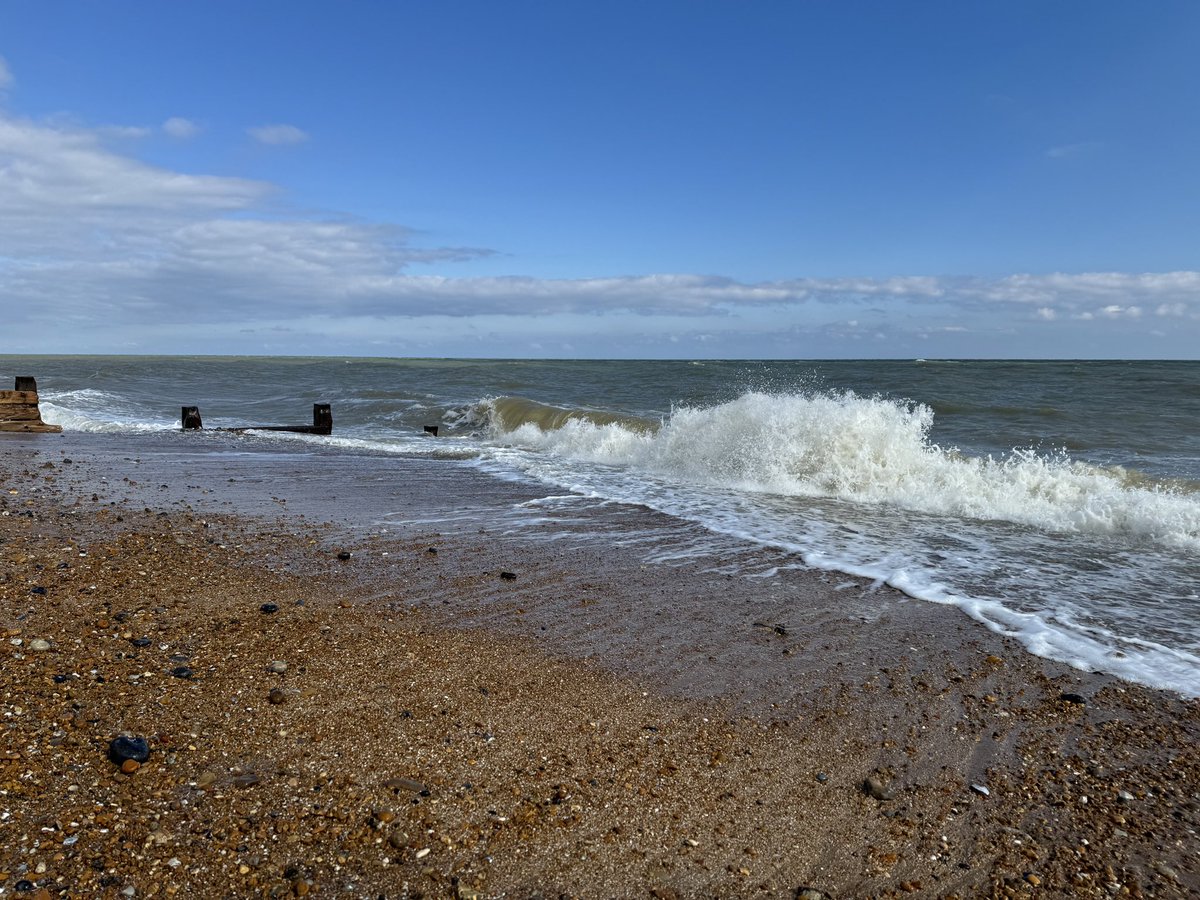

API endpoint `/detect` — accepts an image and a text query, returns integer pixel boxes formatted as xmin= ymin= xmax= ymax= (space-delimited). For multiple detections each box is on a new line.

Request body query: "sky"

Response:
xmin=1 ymin=1 xmax=1199 ymax=359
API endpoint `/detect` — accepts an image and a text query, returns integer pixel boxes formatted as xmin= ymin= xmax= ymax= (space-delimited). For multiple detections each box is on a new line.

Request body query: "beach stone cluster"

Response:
xmin=0 ymin=448 xmax=1197 ymax=898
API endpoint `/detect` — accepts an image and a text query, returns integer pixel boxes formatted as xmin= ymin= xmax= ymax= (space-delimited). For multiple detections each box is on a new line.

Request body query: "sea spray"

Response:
xmin=484 ymin=390 xmax=1200 ymax=550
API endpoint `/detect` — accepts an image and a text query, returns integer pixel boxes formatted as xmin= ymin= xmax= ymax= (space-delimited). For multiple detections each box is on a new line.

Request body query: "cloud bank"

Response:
xmin=2 ymin=109 xmax=1199 ymax=355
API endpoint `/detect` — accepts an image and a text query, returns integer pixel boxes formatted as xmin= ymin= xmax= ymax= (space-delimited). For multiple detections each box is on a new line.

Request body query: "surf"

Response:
xmin=479 ymin=389 xmax=1200 ymax=550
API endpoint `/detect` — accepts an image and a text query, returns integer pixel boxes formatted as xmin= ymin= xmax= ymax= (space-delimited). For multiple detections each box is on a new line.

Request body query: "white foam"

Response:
xmin=487 ymin=390 xmax=1200 ymax=549
xmin=475 ymin=390 xmax=1200 ymax=696
xmin=38 ymin=400 xmax=175 ymax=433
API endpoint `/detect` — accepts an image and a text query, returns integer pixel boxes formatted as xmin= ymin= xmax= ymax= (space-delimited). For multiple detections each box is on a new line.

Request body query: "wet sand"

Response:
xmin=1 ymin=435 xmax=1198 ymax=898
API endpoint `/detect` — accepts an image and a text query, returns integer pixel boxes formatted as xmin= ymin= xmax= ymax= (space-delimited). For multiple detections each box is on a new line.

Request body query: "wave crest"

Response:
xmin=488 ymin=390 xmax=1200 ymax=548
xmin=460 ymin=396 xmax=659 ymax=435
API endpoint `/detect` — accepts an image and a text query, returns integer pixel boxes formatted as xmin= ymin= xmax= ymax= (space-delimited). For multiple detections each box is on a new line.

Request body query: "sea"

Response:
xmin=4 ymin=355 xmax=1200 ymax=698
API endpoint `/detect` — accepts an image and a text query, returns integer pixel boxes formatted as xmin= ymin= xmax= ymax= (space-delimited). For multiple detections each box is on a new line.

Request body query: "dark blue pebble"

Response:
xmin=260 ymin=603 xmax=279 ymax=614
xmin=108 ymin=735 xmax=151 ymax=765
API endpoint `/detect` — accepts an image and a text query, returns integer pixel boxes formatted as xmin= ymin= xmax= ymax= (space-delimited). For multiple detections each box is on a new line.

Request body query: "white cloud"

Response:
xmin=1099 ymin=304 xmax=1142 ymax=319
xmin=163 ymin=116 xmax=200 ymax=139
xmin=0 ymin=112 xmax=271 ymax=258
xmin=247 ymin=123 xmax=309 ymax=145
xmin=1046 ymin=141 xmax=1103 ymax=159
xmin=98 ymin=124 xmax=153 ymax=139
xmin=0 ymin=56 xmax=13 ymax=91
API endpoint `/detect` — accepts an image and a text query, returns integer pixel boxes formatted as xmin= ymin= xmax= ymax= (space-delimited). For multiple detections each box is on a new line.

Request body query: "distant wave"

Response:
xmin=457 ymin=396 xmax=660 ymax=435
xmin=478 ymin=390 xmax=1200 ymax=550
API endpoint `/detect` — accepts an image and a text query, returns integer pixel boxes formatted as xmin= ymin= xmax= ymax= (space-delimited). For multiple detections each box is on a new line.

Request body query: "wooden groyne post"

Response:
xmin=0 ymin=377 xmax=62 ymax=433
xmin=181 ymin=403 xmax=333 ymax=435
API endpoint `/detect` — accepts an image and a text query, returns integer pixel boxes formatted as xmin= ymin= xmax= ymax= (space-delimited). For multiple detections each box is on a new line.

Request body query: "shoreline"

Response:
xmin=2 ymin=437 xmax=1198 ymax=897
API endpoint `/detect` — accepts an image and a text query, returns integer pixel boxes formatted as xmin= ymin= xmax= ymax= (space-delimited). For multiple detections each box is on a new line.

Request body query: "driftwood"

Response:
xmin=183 ymin=403 xmax=332 ymax=436
xmin=0 ymin=377 xmax=62 ymax=433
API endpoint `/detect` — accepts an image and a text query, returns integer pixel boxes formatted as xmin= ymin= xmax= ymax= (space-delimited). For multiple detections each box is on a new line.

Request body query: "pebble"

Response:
xmin=1153 ymin=862 xmax=1179 ymax=882
xmin=337 ymin=551 xmax=352 ymax=561
xmin=170 ymin=665 xmax=194 ymax=679
xmin=121 ymin=759 xmax=141 ymax=774
xmin=268 ymin=687 xmax=288 ymax=705
xmin=260 ymin=603 xmax=279 ymax=614
xmin=816 ymin=772 xmax=828 ymax=783
xmin=1059 ymin=692 xmax=1087 ymax=705
xmin=29 ymin=639 xmax=51 ymax=652
xmin=863 ymin=775 xmax=891 ymax=800
xmin=130 ymin=637 xmax=152 ymax=647
xmin=499 ymin=571 xmax=517 ymax=581
xmin=267 ymin=660 xmax=288 ymax=674
xmin=384 ymin=776 xmax=428 ymax=793
xmin=109 ymin=735 xmax=151 ymax=765
xmin=1025 ymin=873 xmax=1042 ymax=887
xmin=796 ymin=889 xmax=832 ymax=900
xmin=1117 ymin=790 xmax=1135 ymax=803
xmin=970 ymin=783 xmax=990 ymax=797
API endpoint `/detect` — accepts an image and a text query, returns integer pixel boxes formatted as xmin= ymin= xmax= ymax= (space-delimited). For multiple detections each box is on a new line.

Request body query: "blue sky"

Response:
xmin=1 ymin=1 xmax=1199 ymax=358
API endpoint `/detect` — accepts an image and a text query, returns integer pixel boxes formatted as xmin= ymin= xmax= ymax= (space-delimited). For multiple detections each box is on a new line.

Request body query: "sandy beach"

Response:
xmin=2 ymin=436 xmax=1198 ymax=899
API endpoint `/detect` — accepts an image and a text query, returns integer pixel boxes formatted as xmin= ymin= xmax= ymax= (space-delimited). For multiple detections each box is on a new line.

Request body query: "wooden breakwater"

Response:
xmin=0 ymin=377 xmax=62 ymax=433
xmin=182 ymin=403 xmax=333 ymax=435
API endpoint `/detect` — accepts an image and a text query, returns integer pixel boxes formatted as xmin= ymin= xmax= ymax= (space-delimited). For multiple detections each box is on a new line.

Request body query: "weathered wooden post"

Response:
xmin=181 ymin=406 xmax=203 ymax=430
xmin=0 ymin=377 xmax=62 ymax=433
xmin=312 ymin=404 xmax=332 ymax=435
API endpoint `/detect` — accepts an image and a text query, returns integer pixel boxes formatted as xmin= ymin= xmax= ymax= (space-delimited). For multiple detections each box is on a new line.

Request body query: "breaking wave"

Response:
xmin=478 ymin=390 xmax=1200 ymax=550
